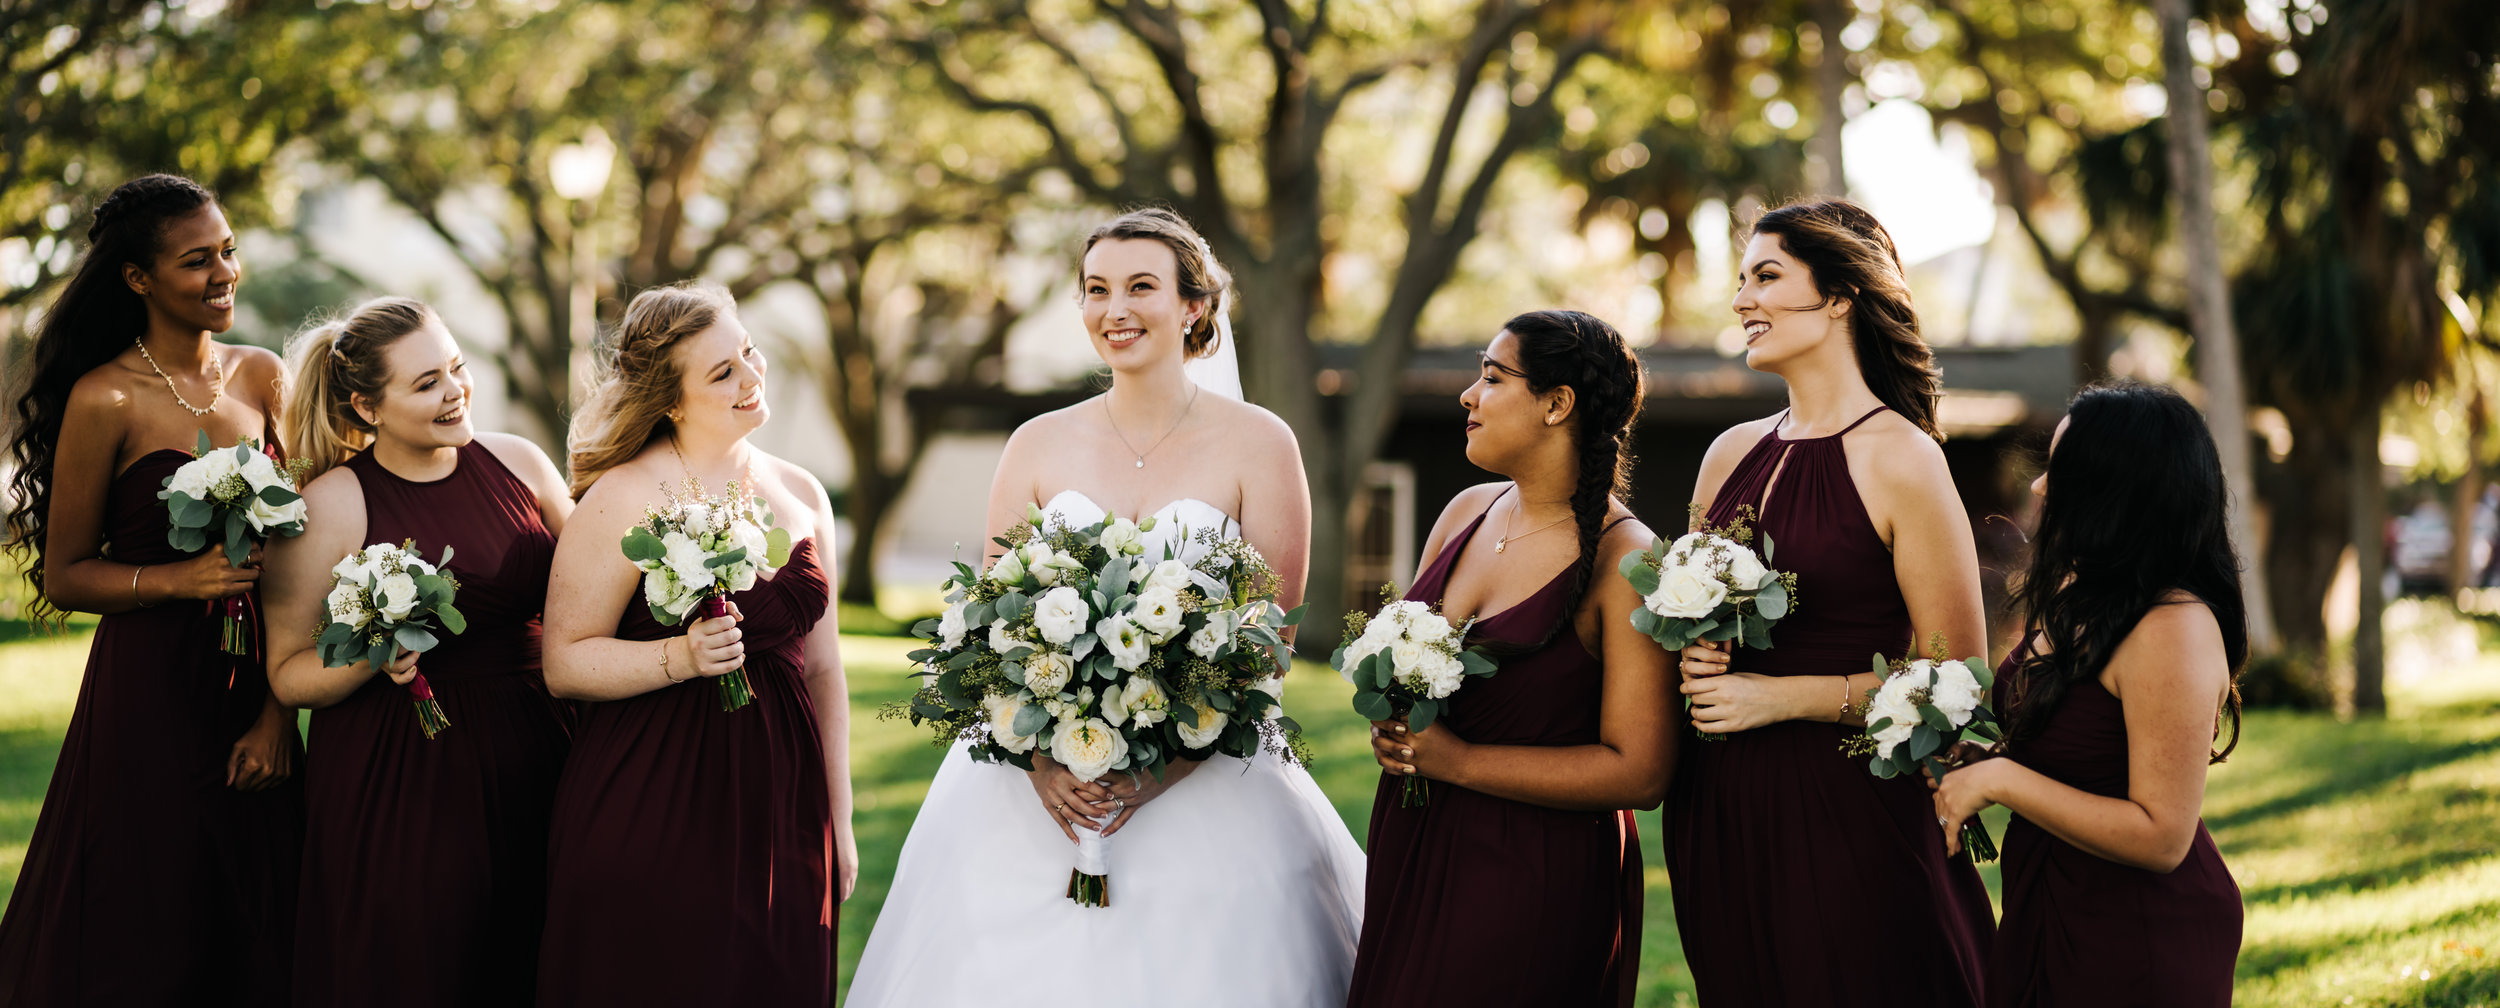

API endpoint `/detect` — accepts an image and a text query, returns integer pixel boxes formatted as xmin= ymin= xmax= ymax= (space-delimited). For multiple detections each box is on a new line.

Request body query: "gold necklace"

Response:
xmin=670 ymin=435 xmax=753 ymax=499
xmin=133 ymin=338 xmax=224 ymax=416
xmin=1495 ymin=502 xmax=1572 ymax=554
xmin=1104 ymin=386 xmax=1199 ymax=469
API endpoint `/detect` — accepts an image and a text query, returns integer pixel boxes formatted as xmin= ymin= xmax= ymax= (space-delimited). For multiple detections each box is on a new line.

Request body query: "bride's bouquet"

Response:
xmin=1331 ymin=595 xmax=1495 ymax=806
xmin=315 ymin=541 xmax=465 ymax=739
xmin=158 ymin=430 xmax=313 ymax=655
xmin=1841 ymin=643 xmax=2004 ymax=862
xmin=619 ymin=479 xmax=794 ymax=712
xmin=894 ymin=502 xmax=1307 ymax=907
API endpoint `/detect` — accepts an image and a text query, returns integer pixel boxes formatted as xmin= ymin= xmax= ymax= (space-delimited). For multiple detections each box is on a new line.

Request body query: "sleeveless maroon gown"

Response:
xmin=1346 ymin=493 xmax=1643 ymax=1007
xmin=292 ymin=443 xmax=571 ymax=1006
xmin=535 ymin=537 xmax=834 ymax=1006
xmin=1663 ymin=408 xmax=1993 ymax=1006
xmin=0 ymin=448 xmax=306 ymax=1005
xmin=1988 ymin=638 xmax=2241 ymax=1007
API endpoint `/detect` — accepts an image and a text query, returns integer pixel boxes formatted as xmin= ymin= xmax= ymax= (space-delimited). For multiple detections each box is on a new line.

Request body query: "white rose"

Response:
xmin=1929 ymin=659 xmax=1985 ymax=726
xmin=1404 ymin=608 xmax=1459 ymax=647
xmin=642 ymin=568 xmax=676 ymax=610
xmin=724 ymin=559 xmax=760 ymax=594
xmin=1031 ymin=586 xmax=1089 ymax=646
xmin=1173 ymin=699 xmax=1228 ymax=749
xmin=197 ymin=449 xmax=242 ymax=499
xmin=323 ymin=582 xmax=367 ymax=627
xmin=982 ymin=692 xmax=1039 ymax=754
xmin=373 ymin=571 xmax=419 ymax=622
xmin=1099 ymin=616 xmax=1152 ymax=672
xmin=1131 ymin=587 xmax=1186 ymax=643
xmin=1666 ymin=531 xmax=1708 ymax=564
xmin=1866 ymin=675 xmax=1923 ymax=758
xmin=1388 ymin=638 xmax=1429 ymax=676
xmin=1724 ymin=546 xmax=1772 ymax=592
xmin=732 ymin=521 xmax=770 ymax=568
xmin=1144 ymin=559 xmax=1192 ymax=595
xmin=331 ymin=550 xmax=375 ymax=583
xmin=1186 ymin=620 xmax=1227 ymax=660
xmin=1050 ymin=717 xmax=1125 ymax=782
xmin=936 ymin=600 xmax=969 ymax=650
xmin=661 ymin=531 xmax=713 ymax=586
xmin=1023 ymin=650 xmax=1074 ymax=696
xmin=1100 ymin=517 xmax=1144 ymax=557
xmin=166 ymin=458 xmax=213 ymax=500
xmin=1642 ymin=563 xmax=1729 ymax=619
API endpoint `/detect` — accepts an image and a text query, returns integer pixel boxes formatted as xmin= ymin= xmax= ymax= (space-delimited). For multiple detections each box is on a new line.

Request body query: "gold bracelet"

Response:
xmin=1838 ymin=674 xmax=1855 ymax=721
xmin=660 ymin=639 xmax=687 ymax=683
xmin=130 ymin=564 xmax=152 ymax=608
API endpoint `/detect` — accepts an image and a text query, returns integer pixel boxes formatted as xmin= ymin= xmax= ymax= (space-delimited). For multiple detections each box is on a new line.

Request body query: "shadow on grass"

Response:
xmin=2238 ymin=900 xmax=2500 ymax=981
xmin=2207 ymin=734 xmax=2500 ymax=837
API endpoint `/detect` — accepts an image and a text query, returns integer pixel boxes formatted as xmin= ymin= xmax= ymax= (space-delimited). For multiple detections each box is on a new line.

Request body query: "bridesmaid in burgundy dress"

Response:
xmin=534 ymin=283 xmax=855 ymax=1006
xmin=0 ymin=175 xmax=304 ymax=1004
xmin=1349 ymin=310 xmax=1676 ymax=1008
xmin=1931 ymin=382 xmax=2244 ymax=1007
xmin=260 ymin=298 xmax=575 ymax=1006
xmin=1669 ymin=200 xmax=1993 ymax=1006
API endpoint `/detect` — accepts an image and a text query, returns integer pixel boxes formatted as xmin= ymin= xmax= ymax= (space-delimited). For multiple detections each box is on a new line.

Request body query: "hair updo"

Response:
xmin=565 ymin=281 xmax=735 ymax=497
xmin=1079 ymin=208 xmax=1231 ymax=359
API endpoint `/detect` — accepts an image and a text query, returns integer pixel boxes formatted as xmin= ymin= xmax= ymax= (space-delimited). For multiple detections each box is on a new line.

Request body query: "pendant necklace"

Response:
xmin=1105 ymin=385 xmax=1199 ymax=469
xmin=1495 ymin=503 xmax=1571 ymax=554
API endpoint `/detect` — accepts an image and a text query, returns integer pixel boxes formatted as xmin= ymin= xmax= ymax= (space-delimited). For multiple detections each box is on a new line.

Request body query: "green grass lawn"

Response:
xmin=2 ymin=612 xmax=2496 ymax=1006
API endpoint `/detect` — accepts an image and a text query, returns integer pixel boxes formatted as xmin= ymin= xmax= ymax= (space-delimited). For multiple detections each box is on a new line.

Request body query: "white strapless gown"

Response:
xmin=846 ymin=492 xmax=1366 ymax=1007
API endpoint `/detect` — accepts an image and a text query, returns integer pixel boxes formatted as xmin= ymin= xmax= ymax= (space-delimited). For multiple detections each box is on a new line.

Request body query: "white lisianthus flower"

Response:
xmin=1100 ymin=517 xmax=1144 ymax=557
xmin=662 ymin=531 xmax=713 ymax=586
xmin=1186 ymin=620 xmax=1227 ymax=660
xmin=324 ymin=582 xmax=367 ymax=627
xmin=1929 ymin=659 xmax=1985 ymax=725
xmin=724 ymin=558 xmax=761 ymax=594
xmin=642 ymin=568 xmax=676 ymax=610
xmin=1643 ymin=563 xmax=1729 ymax=619
xmin=1023 ymin=650 xmax=1074 ymax=697
xmin=936 ymin=600 xmax=969 ymax=650
xmin=1144 ymin=559 xmax=1192 ymax=595
xmin=373 ymin=571 xmax=420 ymax=622
xmin=1012 ymin=540 xmax=1058 ymax=585
xmin=1041 ymin=696 xmax=1078 ymax=721
xmin=1111 ymin=676 xmax=1170 ymax=728
xmin=1031 ymin=586 xmax=1089 ymax=646
xmin=987 ymin=548 xmax=1027 ymax=586
xmin=988 ymin=619 xmax=1031 ymax=656
xmin=1131 ymin=588 xmax=1186 ymax=643
xmin=1174 ymin=700 xmax=1228 ymax=749
xmin=1723 ymin=546 xmax=1772 ymax=592
xmin=1099 ymin=616 xmax=1151 ymax=671
xmin=982 ymin=691 xmax=1039 ymax=754
xmin=1050 ymin=717 xmax=1125 ymax=782
xmin=1866 ymin=675 xmax=1923 ymax=758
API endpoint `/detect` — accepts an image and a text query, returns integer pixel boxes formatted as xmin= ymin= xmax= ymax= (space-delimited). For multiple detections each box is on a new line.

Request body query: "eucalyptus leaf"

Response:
xmin=1408 ymin=697 xmax=1440 ymax=732
xmin=1351 ymin=690 xmax=1393 ymax=721
xmin=393 ymin=624 xmax=438 ymax=653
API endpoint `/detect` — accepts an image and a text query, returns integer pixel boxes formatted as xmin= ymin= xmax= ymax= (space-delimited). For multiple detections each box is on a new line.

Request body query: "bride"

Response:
xmin=845 ymin=208 xmax=1365 ymax=1006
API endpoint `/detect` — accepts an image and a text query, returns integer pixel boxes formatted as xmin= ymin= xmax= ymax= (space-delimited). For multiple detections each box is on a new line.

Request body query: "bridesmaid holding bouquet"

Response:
xmin=1667 ymin=200 xmax=1994 ymax=1006
xmin=0 ymin=174 xmax=303 ymax=1004
xmin=262 ymin=297 xmax=575 ymax=1006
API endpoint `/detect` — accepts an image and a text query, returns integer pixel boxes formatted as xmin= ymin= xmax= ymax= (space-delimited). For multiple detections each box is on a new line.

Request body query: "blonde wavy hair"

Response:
xmin=566 ymin=282 xmax=736 ymax=498
xmin=281 ymin=296 xmax=436 ymax=480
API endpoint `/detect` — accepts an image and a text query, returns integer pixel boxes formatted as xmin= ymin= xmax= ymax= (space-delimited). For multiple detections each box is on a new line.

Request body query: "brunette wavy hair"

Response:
xmin=1749 ymin=199 xmax=1943 ymax=441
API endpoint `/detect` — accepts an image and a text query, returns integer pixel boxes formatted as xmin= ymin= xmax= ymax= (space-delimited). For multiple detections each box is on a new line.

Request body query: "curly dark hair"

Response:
xmin=4 ymin=174 xmax=218 ymax=621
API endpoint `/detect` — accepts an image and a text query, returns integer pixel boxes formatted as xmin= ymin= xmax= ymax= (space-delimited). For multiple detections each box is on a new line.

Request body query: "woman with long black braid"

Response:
xmin=1347 ymin=310 xmax=1676 ymax=1007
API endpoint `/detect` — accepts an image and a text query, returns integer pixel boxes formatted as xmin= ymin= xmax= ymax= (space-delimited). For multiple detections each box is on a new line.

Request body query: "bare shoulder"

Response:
xmin=575 ymin=454 xmax=668 ymax=524
xmin=2108 ymin=595 xmax=2229 ymax=695
xmin=1428 ymin=482 xmax=1510 ymax=541
xmin=754 ymin=450 xmax=831 ymax=511
xmin=473 ymin=431 xmax=562 ymax=483
xmin=1203 ymin=395 xmax=1298 ymax=449
xmin=1000 ymin=401 xmax=1091 ymax=464
xmin=301 ymin=462 xmax=366 ymax=509
xmin=1848 ymin=411 xmax=1952 ymax=488
xmin=1586 ymin=514 xmax=1658 ymax=606
xmin=1695 ymin=413 xmax=1781 ymax=480
xmin=65 ymin=359 xmax=139 ymax=415
xmin=223 ymin=342 xmax=287 ymax=409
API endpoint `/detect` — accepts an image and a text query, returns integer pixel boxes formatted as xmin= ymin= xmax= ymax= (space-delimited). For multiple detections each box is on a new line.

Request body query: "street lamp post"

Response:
xmin=548 ymin=127 xmax=615 ymax=411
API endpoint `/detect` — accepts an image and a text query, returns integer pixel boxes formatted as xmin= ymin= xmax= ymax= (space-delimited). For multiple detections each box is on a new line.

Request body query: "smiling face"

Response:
xmin=1081 ymin=237 xmax=1203 ymax=373
xmin=1460 ymin=329 xmax=1568 ymax=474
xmin=356 ymin=315 xmax=475 ymax=451
xmin=1730 ymin=231 xmax=1846 ymax=374
xmin=124 ymin=203 xmax=240 ymax=334
xmin=669 ymin=312 xmax=768 ymax=439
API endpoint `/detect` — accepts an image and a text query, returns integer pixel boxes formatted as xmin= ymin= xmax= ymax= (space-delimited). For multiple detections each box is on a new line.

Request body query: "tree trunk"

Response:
xmin=2348 ymin=409 xmax=2386 ymax=714
xmin=2452 ymin=387 xmax=2489 ymax=596
xmin=2262 ymin=408 xmax=2356 ymax=694
xmin=840 ymin=468 xmax=897 ymax=607
xmin=1808 ymin=0 xmax=1851 ymax=197
xmin=2156 ymin=0 xmax=2280 ymax=655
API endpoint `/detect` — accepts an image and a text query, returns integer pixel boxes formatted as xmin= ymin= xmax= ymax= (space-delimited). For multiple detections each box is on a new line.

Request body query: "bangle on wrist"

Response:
xmin=1838 ymin=673 xmax=1857 ymax=722
xmin=660 ymin=639 xmax=686 ymax=683
xmin=130 ymin=564 xmax=152 ymax=608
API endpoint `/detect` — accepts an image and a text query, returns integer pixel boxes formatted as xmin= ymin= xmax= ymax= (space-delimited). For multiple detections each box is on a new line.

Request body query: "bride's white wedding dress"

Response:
xmin=846 ymin=491 xmax=1366 ymax=1008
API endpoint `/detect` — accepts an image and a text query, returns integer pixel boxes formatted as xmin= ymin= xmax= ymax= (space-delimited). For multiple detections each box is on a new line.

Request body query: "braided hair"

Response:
xmin=1484 ymin=309 xmax=1646 ymax=655
xmin=4 ymin=174 xmax=217 ymax=621
xmin=1748 ymin=199 xmax=1943 ymax=442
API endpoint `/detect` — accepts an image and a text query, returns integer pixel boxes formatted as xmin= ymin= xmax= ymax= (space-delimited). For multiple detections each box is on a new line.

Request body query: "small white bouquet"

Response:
xmin=619 ymin=480 xmax=794 ymax=712
xmin=1843 ymin=645 xmax=2004 ymax=862
xmin=158 ymin=430 xmax=313 ymax=655
xmin=1620 ymin=506 xmax=1794 ymax=652
xmin=893 ymin=502 xmax=1307 ymax=907
xmin=315 ymin=540 xmax=465 ymax=739
xmin=1331 ymin=595 xmax=1495 ymax=807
